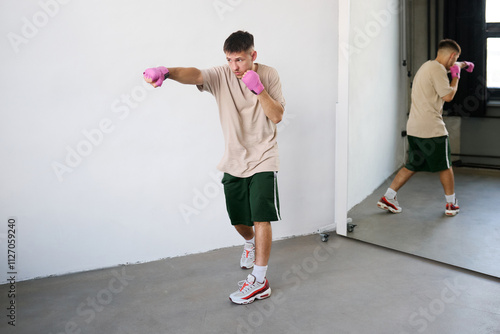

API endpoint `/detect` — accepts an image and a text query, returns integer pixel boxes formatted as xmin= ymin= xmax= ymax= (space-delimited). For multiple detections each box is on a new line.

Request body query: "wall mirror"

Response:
xmin=336 ymin=0 xmax=500 ymax=278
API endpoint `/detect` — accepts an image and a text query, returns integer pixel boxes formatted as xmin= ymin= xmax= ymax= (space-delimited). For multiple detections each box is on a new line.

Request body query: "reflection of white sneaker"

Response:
xmin=240 ymin=243 xmax=255 ymax=269
xmin=445 ymin=200 xmax=460 ymax=216
xmin=229 ymin=274 xmax=271 ymax=305
xmin=377 ymin=196 xmax=402 ymax=213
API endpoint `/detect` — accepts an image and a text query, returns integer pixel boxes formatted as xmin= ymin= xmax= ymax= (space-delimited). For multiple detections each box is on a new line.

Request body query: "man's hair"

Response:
xmin=223 ymin=30 xmax=254 ymax=54
xmin=438 ymin=39 xmax=461 ymax=54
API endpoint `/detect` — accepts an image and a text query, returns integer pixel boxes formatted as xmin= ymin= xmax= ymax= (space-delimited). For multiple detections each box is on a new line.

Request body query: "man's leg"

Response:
xmin=253 ymin=221 xmax=272 ymax=266
xmin=249 ymin=221 xmax=271 ymax=286
xmin=439 ymin=167 xmax=455 ymax=196
xmin=229 ymin=171 xmax=276 ymax=304
xmin=234 ymin=224 xmax=254 ymax=240
xmin=378 ymin=167 xmax=416 ymax=213
xmin=233 ymin=221 xmax=272 ymax=280
xmin=389 ymin=167 xmax=417 ymax=192
xmin=234 ymin=224 xmax=255 ymax=269
xmin=440 ymin=167 xmax=460 ymax=216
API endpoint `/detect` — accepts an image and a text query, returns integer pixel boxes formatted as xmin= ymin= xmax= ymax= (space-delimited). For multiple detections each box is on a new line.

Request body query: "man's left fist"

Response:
xmin=464 ymin=61 xmax=474 ymax=73
xmin=242 ymin=70 xmax=264 ymax=95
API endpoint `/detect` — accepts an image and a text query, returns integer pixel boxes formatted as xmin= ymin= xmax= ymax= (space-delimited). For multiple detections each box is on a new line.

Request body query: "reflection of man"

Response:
xmin=377 ymin=39 xmax=474 ymax=216
xmin=143 ymin=31 xmax=285 ymax=304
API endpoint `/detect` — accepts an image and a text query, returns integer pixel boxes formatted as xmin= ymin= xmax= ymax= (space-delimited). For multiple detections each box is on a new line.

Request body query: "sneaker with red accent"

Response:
xmin=229 ymin=274 xmax=271 ymax=305
xmin=445 ymin=200 xmax=460 ymax=216
xmin=377 ymin=196 xmax=402 ymax=213
xmin=240 ymin=243 xmax=255 ymax=269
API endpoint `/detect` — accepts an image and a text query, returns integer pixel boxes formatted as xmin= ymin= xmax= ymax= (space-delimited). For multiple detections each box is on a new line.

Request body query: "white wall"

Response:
xmin=347 ymin=0 xmax=407 ymax=209
xmin=0 ymin=0 xmax=338 ymax=282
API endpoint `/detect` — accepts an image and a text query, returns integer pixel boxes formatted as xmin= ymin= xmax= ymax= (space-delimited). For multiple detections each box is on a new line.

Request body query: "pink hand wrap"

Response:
xmin=241 ymin=70 xmax=264 ymax=95
xmin=450 ymin=65 xmax=461 ymax=79
xmin=143 ymin=66 xmax=169 ymax=87
xmin=464 ymin=61 xmax=474 ymax=73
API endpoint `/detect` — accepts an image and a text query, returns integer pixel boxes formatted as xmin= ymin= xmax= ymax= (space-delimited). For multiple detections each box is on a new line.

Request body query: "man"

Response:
xmin=377 ymin=39 xmax=474 ymax=217
xmin=143 ymin=31 xmax=285 ymax=304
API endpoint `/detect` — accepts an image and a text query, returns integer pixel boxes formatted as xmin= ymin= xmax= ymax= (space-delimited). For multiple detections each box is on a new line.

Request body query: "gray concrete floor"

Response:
xmin=1 ymin=234 xmax=500 ymax=334
xmin=348 ymin=167 xmax=500 ymax=278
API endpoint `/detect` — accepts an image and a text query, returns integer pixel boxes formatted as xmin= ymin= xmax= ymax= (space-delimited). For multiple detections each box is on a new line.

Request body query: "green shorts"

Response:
xmin=405 ymin=135 xmax=451 ymax=172
xmin=221 ymin=171 xmax=281 ymax=226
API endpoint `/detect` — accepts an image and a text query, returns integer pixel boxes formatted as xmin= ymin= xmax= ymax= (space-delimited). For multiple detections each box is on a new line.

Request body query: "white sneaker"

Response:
xmin=445 ymin=200 xmax=460 ymax=216
xmin=377 ymin=196 xmax=402 ymax=213
xmin=240 ymin=243 xmax=255 ymax=269
xmin=229 ymin=274 xmax=271 ymax=305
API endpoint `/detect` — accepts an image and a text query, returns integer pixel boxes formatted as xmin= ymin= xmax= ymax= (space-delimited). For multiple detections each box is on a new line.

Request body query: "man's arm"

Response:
xmin=442 ymin=77 xmax=459 ymax=102
xmin=257 ymin=90 xmax=284 ymax=124
xmin=441 ymin=60 xmax=475 ymax=102
xmin=144 ymin=67 xmax=203 ymax=87
xmin=456 ymin=61 xmax=474 ymax=71
xmin=241 ymin=70 xmax=284 ymax=124
xmin=168 ymin=67 xmax=204 ymax=86
xmin=442 ymin=63 xmax=461 ymax=103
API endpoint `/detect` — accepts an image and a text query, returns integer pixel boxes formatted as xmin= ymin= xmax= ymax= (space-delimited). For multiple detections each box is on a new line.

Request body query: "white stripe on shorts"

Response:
xmin=273 ymin=172 xmax=281 ymax=221
xmin=445 ymin=136 xmax=450 ymax=169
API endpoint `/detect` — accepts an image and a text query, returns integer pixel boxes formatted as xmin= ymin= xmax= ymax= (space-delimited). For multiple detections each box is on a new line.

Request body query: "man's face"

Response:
xmin=226 ymin=50 xmax=256 ymax=79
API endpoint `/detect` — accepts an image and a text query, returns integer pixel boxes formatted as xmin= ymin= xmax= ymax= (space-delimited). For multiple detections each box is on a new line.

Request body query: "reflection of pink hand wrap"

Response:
xmin=464 ymin=61 xmax=474 ymax=73
xmin=241 ymin=70 xmax=264 ymax=95
xmin=450 ymin=65 xmax=461 ymax=79
xmin=143 ymin=66 xmax=169 ymax=87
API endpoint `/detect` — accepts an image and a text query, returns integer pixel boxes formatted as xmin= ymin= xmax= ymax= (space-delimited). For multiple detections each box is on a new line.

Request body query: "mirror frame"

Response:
xmin=335 ymin=0 xmax=349 ymax=237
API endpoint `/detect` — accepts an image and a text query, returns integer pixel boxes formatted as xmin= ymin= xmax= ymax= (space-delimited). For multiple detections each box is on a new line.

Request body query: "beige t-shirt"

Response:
xmin=197 ymin=64 xmax=285 ymax=178
xmin=407 ymin=60 xmax=454 ymax=138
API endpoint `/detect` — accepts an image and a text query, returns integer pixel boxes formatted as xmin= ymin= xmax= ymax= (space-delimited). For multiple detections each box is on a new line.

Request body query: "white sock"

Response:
xmin=245 ymin=237 xmax=255 ymax=246
xmin=445 ymin=193 xmax=456 ymax=204
xmin=384 ymin=188 xmax=397 ymax=200
xmin=252 ymin=265 xmax=267 ymax=283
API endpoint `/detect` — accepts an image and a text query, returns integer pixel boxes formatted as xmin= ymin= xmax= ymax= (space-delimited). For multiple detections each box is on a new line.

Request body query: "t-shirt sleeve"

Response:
xmin=197 ymin=67 xmax=222 ymax=95
xmin=431 ymin=66 xmax=454 ymax=98
xmin=264 ymin=67 xmax=286 ymax=109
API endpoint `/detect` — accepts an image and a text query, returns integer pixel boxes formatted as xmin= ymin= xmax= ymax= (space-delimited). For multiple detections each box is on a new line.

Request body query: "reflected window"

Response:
xmin=487 ymin=38 xmax=500 ymax=88
xmin=486 ymin=0 xmax=500 ymax=22
xmin=486 ymin=0 xmax=500 ymax=94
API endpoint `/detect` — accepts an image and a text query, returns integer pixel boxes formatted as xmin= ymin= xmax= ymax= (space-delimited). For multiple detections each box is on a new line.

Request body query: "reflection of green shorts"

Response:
xmin=221 ymin=172 xmax=281 ymax=226
xmin=405 ymin=135 xmax=451 ymax=172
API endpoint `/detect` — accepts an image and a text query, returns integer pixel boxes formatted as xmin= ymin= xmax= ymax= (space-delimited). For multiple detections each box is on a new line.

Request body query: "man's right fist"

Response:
xmin=144 ymin=66 xmax=169 ymax=87
xmin=450 ymin=64 xmax=461 ymax=79
xmin=241 ymin=70 xmax=264 ymax=95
